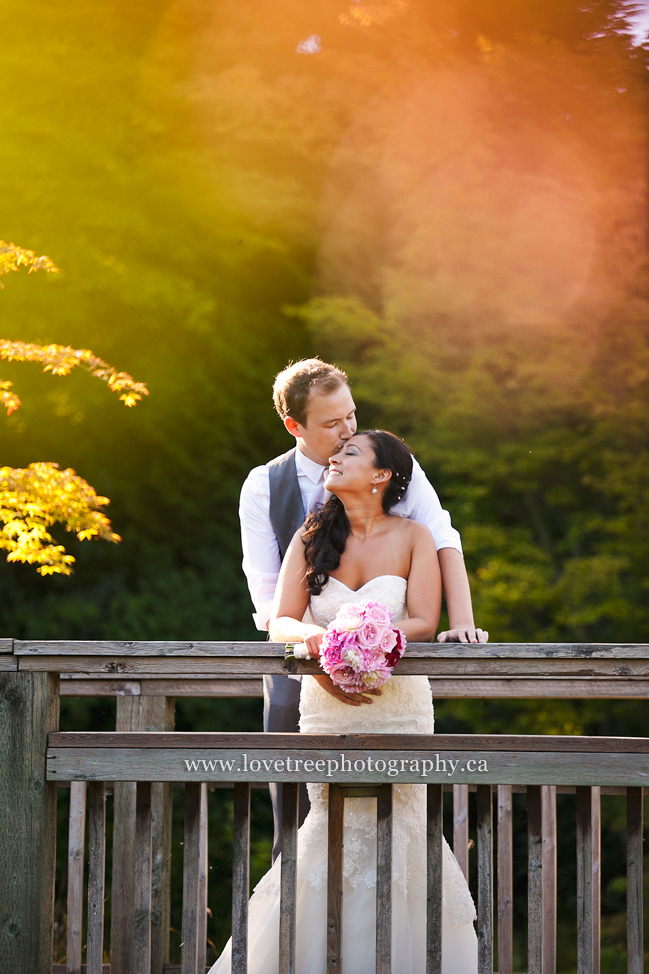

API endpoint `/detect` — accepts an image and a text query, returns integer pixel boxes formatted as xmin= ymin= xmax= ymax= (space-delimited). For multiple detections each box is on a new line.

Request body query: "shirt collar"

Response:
xmin=295 ymin=446 xmax=327 ymax=484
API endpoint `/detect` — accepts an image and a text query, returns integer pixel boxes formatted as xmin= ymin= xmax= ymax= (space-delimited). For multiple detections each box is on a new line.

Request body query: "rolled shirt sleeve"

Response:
xmin=391 ymin=457 xmax=463 ymax=553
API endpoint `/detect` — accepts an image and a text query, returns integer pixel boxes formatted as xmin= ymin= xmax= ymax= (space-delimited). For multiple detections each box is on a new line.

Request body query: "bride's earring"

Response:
xmin=371 ymin=483 xmax=378 ymax=494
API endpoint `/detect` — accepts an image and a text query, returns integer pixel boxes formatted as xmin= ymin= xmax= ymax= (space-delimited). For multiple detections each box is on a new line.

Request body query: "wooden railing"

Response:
xmin=2 ymin=639 xmax=649 ymax=974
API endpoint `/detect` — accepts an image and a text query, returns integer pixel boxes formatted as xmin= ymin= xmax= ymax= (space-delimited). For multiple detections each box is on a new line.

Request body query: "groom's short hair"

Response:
xmin=273 ymin=358 xmax=349 ymax=426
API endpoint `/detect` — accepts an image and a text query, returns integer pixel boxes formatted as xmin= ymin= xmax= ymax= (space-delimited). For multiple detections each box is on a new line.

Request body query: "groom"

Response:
xmin=240 ymin=358 xmax=487 ymax=860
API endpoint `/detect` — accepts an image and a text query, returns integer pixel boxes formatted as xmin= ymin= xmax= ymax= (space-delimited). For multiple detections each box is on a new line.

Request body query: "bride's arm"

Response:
xmin=269 ymin=532 xmax=325 ymax=650
xmin=403 ymin=523 xmax=443 ymax=641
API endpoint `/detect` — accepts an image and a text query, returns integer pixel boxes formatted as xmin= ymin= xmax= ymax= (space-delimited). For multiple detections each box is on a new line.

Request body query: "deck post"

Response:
xmin=0 ymin=671 xmax=59 ymax=974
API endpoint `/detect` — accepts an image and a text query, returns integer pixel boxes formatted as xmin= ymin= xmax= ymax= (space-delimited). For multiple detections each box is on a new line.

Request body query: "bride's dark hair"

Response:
xmin=302 ymin=430 xmax=413 ymax=596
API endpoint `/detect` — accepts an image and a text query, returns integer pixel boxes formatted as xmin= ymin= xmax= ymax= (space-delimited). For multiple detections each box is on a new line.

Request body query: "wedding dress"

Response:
xmin=210 ymin=575 xmax=477 ymax=974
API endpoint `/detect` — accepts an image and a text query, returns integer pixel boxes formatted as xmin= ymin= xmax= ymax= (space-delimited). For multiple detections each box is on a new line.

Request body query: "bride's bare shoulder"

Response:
xmin=387 ymin=515 xmax=430 ymax=542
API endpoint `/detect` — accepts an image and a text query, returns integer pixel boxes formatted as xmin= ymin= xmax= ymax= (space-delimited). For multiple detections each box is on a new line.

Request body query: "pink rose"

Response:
xmin=378 ymin=627 xmax=397 ymax=653
xmin=356 ymin=620 xmax=381 ymax=650
xmin=328 ymin=661 xmax=364 ymax=692
xmin=362 ymin=601 xmax=392 ymax=627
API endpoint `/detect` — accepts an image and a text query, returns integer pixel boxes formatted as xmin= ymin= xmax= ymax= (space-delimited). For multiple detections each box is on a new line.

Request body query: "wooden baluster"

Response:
xmin=477 ymin=785 xmax=493 ymax=974
xmin=426 ymin=784 xmax=443 ymax=974
xmin=527 ymin=786 xmax=542 ymax=974
xmin=626 ymin=787 xmax=643 ymax=974
xmin=67 ymin=781 xmax=87 ymax=974
xmin=182 ymin=783 xmax=201 ymax=974
xmin=134 ymin=781 xmax=153 ymax=974
xmin=541 ymin=786 xmax=557 ymax=974
xmin=576 ymin=787 xmax=593 ymax=974
xmin=232 ymin=782 xmax=250 ymax=974
xmin=327 ymin=784 xmax=344 ymax=974
xmin=497 ymin=785 xmax=513 ymax=974
xmin=376 ymin=784 xmax=393 ymax=974
xmin=111 ymin=695 xmax=174 ymax=974
xmin=197 ymin=784 xmax=208 ymax=974
xmin=87 ymin=781 xmax=107 ymax=974
xmin=591 ymin=787 xmax=600 ymax=974
xmin=151 ymin=777 xmax=174 ymax=974
xmin=279 ymin=782 xmax=299 ymax=974
xmin=453 ymin=785 xmax=469 ymax=883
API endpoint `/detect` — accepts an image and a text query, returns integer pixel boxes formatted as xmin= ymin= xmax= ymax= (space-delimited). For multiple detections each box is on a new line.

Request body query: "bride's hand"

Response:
xmin=437 ymin=626 xmax=489 ymax=643
xmin=314 ymin=674 xmax=381 ymax=706
xmin=302 ymin=626 xmax=326 ymax=658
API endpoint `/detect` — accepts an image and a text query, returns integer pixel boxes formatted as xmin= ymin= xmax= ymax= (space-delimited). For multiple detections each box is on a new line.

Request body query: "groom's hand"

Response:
xmin=437 ymin=627 xmax=489 ymax=643
xmin=313 ymin=674 xmax=381 ymax=706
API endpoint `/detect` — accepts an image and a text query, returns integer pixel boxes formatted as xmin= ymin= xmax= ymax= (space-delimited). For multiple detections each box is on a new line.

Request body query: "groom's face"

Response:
xmin=287 ymin=383 xmax=357 ymax=466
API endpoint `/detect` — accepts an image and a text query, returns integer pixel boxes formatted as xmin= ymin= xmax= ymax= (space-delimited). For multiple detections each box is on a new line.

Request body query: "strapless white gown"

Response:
xmin=209 ymin=575 xmax=477 ymax=974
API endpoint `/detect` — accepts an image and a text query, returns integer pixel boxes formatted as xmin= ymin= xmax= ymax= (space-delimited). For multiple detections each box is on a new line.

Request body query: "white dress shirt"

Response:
xmin=240 ymin=446 xmax=462 ymax=630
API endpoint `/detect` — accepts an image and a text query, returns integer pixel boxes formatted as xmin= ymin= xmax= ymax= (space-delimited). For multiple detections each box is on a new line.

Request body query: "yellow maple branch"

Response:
xmin=0 ymin=240 xmax=59 ymax=283
xmin=0 ymin=340 xmax=149 ymax=410
xmin=0 ymin=463 xmax=121 ymax=575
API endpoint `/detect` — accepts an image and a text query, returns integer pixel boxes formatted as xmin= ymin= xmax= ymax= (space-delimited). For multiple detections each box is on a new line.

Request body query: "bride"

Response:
xmin=210 ymin=430 xmax=477 ymax=974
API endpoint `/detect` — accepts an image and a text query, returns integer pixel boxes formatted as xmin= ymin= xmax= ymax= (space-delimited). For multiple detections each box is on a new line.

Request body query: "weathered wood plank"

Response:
xmin=0 ymin=638 xmax=14 ymax=653
xmin=327 ymin=784 xmax=344 ymax=974
xmin=590 ymin=786 xmax=600 ymax=974
xmin=0 ymin=672 xmax=59 ymax=974
xmin=87 ymin=781 xmax=106 ymax=974
xmin=576 ymin=787 xmax=593 ymax=974
xmin=60 ymin=678 xmax=263 ymax=697
xmin=541 ymin=786 xmax=556 ymax=974
xmin=51 ymin=966 xmax=111 ymax=973
xmin=15 ymin=640 xmax=277 ymax=656
xmin=0 ymin=654 xmax=18 ymax=670
xmin=426 ymin=784 xmax=443 ymax=974
xmin=135 ymin=782 xmax=153 ymax=974
xmin=626 ymin=787 xmax=643 ymax=974
xmin=47 ymin=746 xmax=649 ymax=788
xmin=57 ymin=674 xmax=649 ymax=699
xmin=24 ymin=654 xmax=649 ymax=678
xmin=376 ymin=784 xmax=392 ymax=974
xmin=279 ymin=782 xmax=298 ymax=974
xmin=428 ymin=678 xmax=649 ymax=698
xmin=111 ymin=696 xmax=175 ymax=974
xmin=527 ymin=786 xmax=542 ymax=974
xmin=67 ymin=781 xmax=87 ymax=974
xmin=232 ymin=783 xmax=250 ymax=974
xmin=15 ymin=639 xmax=649 ymax=657
xmin=110 ymin=696 xmax=137 ymax=974
xmin=476 ymin=785 xmax=493 ymax=974
xmin=497 ymin=785 xmax=513 ymax=974
xmin=20 ymin=656 xmax=290 ymax=675
xmin=47 ymin=730 xmax=649 ymax=752
xmin=182 ymin=783 xmax=201 ymax=974
xmin=197 ymin=784 xmax=208 ymax=974
xmin=453 ymin=784 xmax=469 ymax=882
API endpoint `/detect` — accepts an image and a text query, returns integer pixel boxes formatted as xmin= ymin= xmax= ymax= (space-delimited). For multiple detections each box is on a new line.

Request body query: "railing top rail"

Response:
xmin=48 ymin=730 xmax=649 ymax=752
xmin=6 ymin=639 xmax=649 ymax=658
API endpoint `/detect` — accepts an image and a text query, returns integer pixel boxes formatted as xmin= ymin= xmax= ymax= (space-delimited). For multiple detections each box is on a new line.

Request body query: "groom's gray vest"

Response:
xmin=268 ymin=447 xmax=307 ymax=560
xmin=266 ymin=447 xmax=310 ymax=861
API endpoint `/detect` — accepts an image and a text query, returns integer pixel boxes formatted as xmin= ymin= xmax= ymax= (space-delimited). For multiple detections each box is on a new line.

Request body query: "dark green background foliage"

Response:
xmin=3 ymin=0 xmax=649 ymax=968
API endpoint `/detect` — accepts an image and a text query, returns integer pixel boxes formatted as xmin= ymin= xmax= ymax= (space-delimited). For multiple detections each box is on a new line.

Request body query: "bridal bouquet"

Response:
xmin=319 ymin=599 xmax=406 ymax=692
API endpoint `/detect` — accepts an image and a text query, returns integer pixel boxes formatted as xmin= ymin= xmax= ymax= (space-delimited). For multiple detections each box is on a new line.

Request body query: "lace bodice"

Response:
xmin=303 ymin=573 xmax=409 ymax=627
xmin=300 ymin=573 xmax=434 ymax=735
